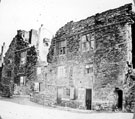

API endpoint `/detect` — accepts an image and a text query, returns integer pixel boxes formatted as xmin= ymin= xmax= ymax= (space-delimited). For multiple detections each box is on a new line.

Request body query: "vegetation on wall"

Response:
xmin=14 ymin=36 xmax=37 ymax=84
xmin=124 ymin=69 xmax=135 ymax=112
xmin=25 ymin=46 xmax=37 ymax=81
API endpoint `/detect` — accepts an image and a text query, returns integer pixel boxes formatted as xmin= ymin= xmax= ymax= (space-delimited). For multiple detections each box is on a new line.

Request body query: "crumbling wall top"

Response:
xmin=55 ymin=3 xmax=134 ymax=40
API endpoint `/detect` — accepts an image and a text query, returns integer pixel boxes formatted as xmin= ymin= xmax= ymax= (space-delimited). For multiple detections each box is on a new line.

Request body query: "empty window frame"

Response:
xmin=57 ymin=66 xmax=66 ymax=78
xmin=57 ymin=40 xmax=66 ymax=55
xmin=20 ymin=51 xmax=27 ymax=65
xmin=81 ymin=35 xmax=90 ymax=52
xmin=66 ymin=88 xmax=70 ymax=96
xmin=7 ymin=71 xmax=11 ymax=77
xmin=34 ymin=82 xmax=40 ymax=92
xmin=63 ymin=87 xmax=70 ymax=99
xmin=20 ymin=76 xmax=26 ymax=85
xmin=86 ymin=34 xmax=94 ymax=49
xmin=85 ymin=64 xmax=93 ymax=74
xmin=59 ymin=87 xmax=75 ymax=100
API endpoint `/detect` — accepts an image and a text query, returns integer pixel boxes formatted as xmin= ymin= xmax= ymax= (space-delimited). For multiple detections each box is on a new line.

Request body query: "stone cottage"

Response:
xmin=46 ymin=3 xmax=135 ymax=110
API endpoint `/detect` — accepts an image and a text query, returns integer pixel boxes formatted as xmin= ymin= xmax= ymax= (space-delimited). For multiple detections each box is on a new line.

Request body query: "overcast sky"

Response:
xmin=0 ymin=0 xmax=134 ymax=51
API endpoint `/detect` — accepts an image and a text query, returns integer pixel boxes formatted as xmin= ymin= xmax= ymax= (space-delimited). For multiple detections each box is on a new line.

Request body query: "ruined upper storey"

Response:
xmin=55 ymin=3 xmax=135 ymax=39
xmin=47 ymin=3 xmax=135 ymax=63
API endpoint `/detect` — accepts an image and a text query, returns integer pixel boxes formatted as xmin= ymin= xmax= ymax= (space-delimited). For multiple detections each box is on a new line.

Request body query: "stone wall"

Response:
xmin=94 ymin=23 xmax=128 ymax=98
xmin=2 ymin=38 xmax=16 ymax=85
xmin=2 ymin=30 xmax=38 ymax=96
xmin=46 ymin=3 xmax=135 ymax=110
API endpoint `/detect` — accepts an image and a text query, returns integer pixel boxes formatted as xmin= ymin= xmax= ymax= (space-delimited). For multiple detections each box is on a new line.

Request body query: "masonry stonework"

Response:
xmin=1 ymin=29 xmax=38 ymax=96
xmin=46 ymin=3 xmax=135 ymax=110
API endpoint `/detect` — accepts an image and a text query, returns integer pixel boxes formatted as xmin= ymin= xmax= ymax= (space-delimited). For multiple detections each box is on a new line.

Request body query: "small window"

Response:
xmin=86 ymin=67 xmax=93 ymax=74
xmin=57 ymin=66 xmax=66 ymax=78
xmin=91 ymin=40 xmax=94 ymax=49
xmin=85 ymin=64 xmax=93 ymax=74
xmin=63 ymin=87 xmax=70 ymax=99
xmin=61 ymin=87 xmax=75 ymax=100
xmin=34 ymin=82 xmax=40 ymax=92
xmin=57 ymin=41 xmax=66 ymax=55
xmin=86 ymin=34 xmax=95 ymax=49
xmin=86 ymin=68 xmax=90 ymax=74
xmin=59 ymin=47 xmax=66 ymax=55
xmin=81 ymin=35 xmax=90 ymax=52
xmin=20 ymin=76 xmax=26 ymax=85
xmin=66 ymin=88 xmax=70 ymax=96
xmin=7 ymin=71 xmax=11 ymax=77
xmin=20 ymin=51 xmax=27 ymax=65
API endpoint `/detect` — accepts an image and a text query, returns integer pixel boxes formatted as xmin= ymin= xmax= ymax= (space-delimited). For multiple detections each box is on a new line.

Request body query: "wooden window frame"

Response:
xmin=57 ymin=40 xmax=66 ymax=55
xmin=20 ymin=51 xmax=27 ymax=65
xmin=7 ymin=71 xmax=11 ymax=77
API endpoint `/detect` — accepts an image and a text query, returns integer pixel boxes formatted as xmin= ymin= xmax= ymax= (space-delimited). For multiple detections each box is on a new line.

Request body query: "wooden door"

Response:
xmin=86 ymin=89 xmax=92 ymax=110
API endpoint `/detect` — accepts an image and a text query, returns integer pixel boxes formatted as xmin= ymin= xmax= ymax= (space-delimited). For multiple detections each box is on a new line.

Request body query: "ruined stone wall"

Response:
xmin=2 ymin=30 xmax=38 ymax=96
xmin=1 ymin=38 xmax=17 ymax=96
xmin=2 ymin=38 xmax=16 ymax=85
xmin=46 ymin=3 xmax=135 ymax=110
xmin=30 ymin=29 xmax=39 ymax=47
xmin=94 ymin=23 xmax=131 ymax=102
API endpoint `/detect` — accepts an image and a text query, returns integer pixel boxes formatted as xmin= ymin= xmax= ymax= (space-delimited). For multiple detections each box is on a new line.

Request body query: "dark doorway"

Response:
xmin=57 ymin=88 xmax=63 ymax=104
xmin=131 ymin=23 xmax=135 ymax=68
xmin=86 ymin=89 xmax=92 ymax=110
xmin=115 ymin=88 xmax=123 ymax=110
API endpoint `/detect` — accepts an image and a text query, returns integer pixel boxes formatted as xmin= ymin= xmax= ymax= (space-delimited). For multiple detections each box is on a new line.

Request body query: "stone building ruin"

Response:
xmin=1 ymin=3 xmax=135 ymax=112
xmin=46 ymin=3 xmax=135 ymax=110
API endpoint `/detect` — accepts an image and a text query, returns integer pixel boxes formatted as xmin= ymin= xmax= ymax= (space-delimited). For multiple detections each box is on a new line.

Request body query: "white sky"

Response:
xmin=0 ymin=0 xmax=134 ymax=51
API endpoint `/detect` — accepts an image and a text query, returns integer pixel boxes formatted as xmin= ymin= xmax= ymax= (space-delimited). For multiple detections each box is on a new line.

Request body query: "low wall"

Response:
xmin=30 ymin=93 xmax=56 ymax=106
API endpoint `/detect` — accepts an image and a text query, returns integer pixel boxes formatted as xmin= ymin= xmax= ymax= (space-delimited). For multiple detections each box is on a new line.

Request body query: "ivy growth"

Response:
xmin=25 ymin=46 xmax=37 ymax=80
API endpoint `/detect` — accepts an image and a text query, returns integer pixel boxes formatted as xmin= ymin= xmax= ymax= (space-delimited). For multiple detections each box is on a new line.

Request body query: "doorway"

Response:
xmin=57 ymin=88 xmax=63 ymax=104
xmin=86 ymin=89 xmax=92 ymax=110
xmin=115 ymin=88 xmax=123 ymax=110
xmin=131 ymin=23 xmax=135 ymax=68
